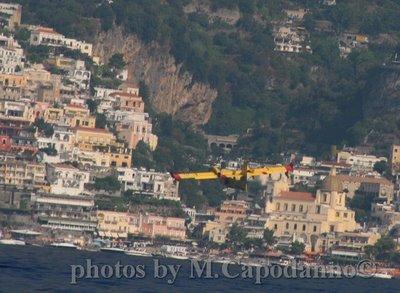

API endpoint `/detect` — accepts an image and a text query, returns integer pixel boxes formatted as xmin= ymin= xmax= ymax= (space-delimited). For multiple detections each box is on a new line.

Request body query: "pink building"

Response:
xmin=117 ymin=113 xmax=158 ymax=150
xmin=142 ymin=215 xmax=186 ymax=240
xmin=110 ymin=92 xmax=145 ymax=113
xmin=97 ymin=210 xmax=186 ymax=240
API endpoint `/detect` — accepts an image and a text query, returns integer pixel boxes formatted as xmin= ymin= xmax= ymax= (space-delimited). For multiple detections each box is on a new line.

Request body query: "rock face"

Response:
xmin=93 ymin=27 xmax=217 ymax=126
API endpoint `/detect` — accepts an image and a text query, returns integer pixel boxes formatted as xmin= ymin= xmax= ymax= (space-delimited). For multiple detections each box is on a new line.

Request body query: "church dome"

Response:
xmin=322 ymin=167 xmax=342 ymax=192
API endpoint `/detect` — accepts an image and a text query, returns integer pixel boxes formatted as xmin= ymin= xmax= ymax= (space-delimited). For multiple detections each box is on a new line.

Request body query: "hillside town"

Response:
xmin=1 ymin=2 xmax=400 ymax=278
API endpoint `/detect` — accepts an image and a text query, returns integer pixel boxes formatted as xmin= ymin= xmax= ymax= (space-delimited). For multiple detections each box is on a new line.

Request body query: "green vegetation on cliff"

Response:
xmin=16 ymin=0 xmax=400 ymax=158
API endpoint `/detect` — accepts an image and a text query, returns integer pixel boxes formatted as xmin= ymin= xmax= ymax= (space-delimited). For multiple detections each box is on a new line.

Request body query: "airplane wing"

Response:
xmin=247 ymin=163 xmax=293 ymax=178
xmin=170 ymin=171 xmax=219 ymax=181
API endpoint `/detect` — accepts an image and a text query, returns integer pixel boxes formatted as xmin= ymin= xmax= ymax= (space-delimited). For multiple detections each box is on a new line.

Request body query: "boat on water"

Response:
xmin=189 ymin=254 xmax=202 ymax=261
xmin=0 ymin=239 xmax=26 ymax=246
xmin=165 ymin=253 xmax=189 ymax=260
xmin=240 ymin=259 xmax=265 ymax=267
xmin=373 ymin=272 xmax=393 ymax=279
xmin=125 ymin=249 xmax=152 ymax=257
xmin=50 ymin=242 xmax=80 ymax=249
xmin=100 ymin=247 xmax=125 ymax=253
xmin=212 ymin=257 xmax=237 ymax=265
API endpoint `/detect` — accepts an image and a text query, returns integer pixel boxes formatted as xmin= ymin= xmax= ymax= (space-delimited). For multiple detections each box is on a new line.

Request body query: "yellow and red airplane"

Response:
xmin=170 ymin=162 xmax=294 ymax=191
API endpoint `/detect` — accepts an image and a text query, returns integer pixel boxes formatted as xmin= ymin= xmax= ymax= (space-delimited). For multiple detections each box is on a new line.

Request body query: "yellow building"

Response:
xmin=43 ymin=107 xmax=64 ymax=123
xmin=0 ymin=73 xmax=27 ymax=100
xmin=73 ymin=127 xmax=116 ymax=147
xmin=43 ymin=105 xmax=96 ymax=128
xmin=97 ymin=210 xmax=130 ymax=238
xmin=0 ymin=160 xmax=47 ymax=188
xmin=0 ymin=73 xmax=27 ymax=87
xmin=68 ymin=115 xmax=96 ymax=128
xmin=74 ymin=148 xmax=131 ymax=168
xmin=266 ymin=168 xmax=360 ymax=253
xmin=202 ymin=221 xmax=228 ymax=244
xmin=390 ymin=144 xmax=400 ymax=174
xmin=214 ymin=200 xmax=249 ymax=225
xmin=64 ymin=104 xmax=90 ymax=117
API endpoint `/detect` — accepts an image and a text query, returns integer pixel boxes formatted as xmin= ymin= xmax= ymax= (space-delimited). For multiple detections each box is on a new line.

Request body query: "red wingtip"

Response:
xmin=285 ymin=162 xmax=294 ymax=173
xmin=285 ymin=162 xmax=294 ymax=178
xmin=170 ymin=172 xmax=181 ymax=181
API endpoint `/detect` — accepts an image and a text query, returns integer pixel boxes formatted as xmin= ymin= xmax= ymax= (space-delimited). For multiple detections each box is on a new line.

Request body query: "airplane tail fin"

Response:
xmin=170 ymin=172 xmax=181 ymax=181
xmin=240 ymin=160 xmax=248 ymax=191
xmin=285 ymin=162 xmax=294 ymax=178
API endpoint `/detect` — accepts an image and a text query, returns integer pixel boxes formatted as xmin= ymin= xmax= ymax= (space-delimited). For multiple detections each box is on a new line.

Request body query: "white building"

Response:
xmin=115 ymin=69 xmax=128 ymax=81
xmin=36 ymin=126 xmax=75 ymax=154
xmin=46 ymin=163 xmax=90 ymax=196
xmin=292 ymin=168 xmax=316 ymax=185
xmin=323 ymin=0 xmax=336 ymax=6
xmin=274 ymin=26 xmax=312 ymax=53
xmin=94 ymin=87 xmax=118 ymax=99
xmin=0 ymin=34 xmax=24 ymax=74
xmin=337 ymin=151 xmax=387 ymax=171
xmin=0 ymin=2 xmax=22 ymax=30
xmin=29 ymin=27 xmax=93 ymax=56
xmin=68 ymin=69 xmax=91 ymax=90
xmin=33 ymin=193 xmax=96 ymax=232
xmin=301 ymin=156 xmax=316 ymax=166
xmin=117 ymin=167 xmax=180 ymax=201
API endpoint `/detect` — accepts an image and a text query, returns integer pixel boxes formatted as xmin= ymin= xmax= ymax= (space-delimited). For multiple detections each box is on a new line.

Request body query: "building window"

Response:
xmin=284 ymin=203 xmax=288 ymax=211
xmin=316 ymin=205 xmax=321 ymax=214
xmin=294 ymin=224 xmax=297 ymax=230
xmin=344 ymin=213 xmax=348 ymax=218
xmin=330 ymin=225 xmax=334 ymax=232
xmin=274 ymin=224 xmax=277 ymax=230
xmin=302 ymin=224 xmax=306 ymax=231
xmin=299 ymin=205 xmax=303 ymax=212
xmin=276 ymin=203 xmax=280 ymax=210
xmin=313 ymin=226 xmax=317 ymax=232
xmin=291 ymin=204 xmax=296 ymax=212
xmin=285 ymin=223 xmax=289 ymax=229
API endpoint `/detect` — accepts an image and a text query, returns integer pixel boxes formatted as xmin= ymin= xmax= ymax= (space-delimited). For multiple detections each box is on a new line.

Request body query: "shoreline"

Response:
xmin=1 ymin=241 xmax=398 ymax=280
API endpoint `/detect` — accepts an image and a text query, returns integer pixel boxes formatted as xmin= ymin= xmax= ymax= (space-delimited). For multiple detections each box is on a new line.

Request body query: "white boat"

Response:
xmin=125 ymin=249 xmax=152 ymax=257
xmin=213 ymin=257 xmax=237 ymax=265
xmin=50 ymin=242 xmax=79 ymax=249
xmin=166 ymin=253 xmax=189 ymax=260
xmin=0 ymin=239 xmax=26 ymax=246
xmin=240 ymin=260 xmax=265 ymax=267
xmin=373 ymin=272 xmax=393 ymax=279
xmin=100 ymin=247 xmax=125 ymax=253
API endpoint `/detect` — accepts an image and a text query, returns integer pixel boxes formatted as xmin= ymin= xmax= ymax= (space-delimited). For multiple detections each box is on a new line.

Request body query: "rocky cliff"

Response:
xmin=93 ymin=27 xmax=217 ymax=126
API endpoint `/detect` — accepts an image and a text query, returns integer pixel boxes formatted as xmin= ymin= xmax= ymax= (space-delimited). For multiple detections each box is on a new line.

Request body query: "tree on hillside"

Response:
xmin=108 ymin=53 xmax=126 ymax=70
xmin=132 ymin=141 xmax=155 ymax=170
xmin=34 ymin=118 xmax=54 ymax=137
xmin=373 ymin=160 xmax=389 ymax=176
xmin=95 ymin=113 xmax=107 ymax=129
xmin=228 ymin=224 xmax=248 ymax=245
xmin=365 ymin=235 xmax=397 ymax=262
xmin=94 ymin=176 xmax=121 ymax=192
xmin=86 ymin=99 xmax=98 ymax=114
xmin=263 ymin=228 xmax=275 ymax=246
xmin=290 ymin=241 xmax=305 ymax=255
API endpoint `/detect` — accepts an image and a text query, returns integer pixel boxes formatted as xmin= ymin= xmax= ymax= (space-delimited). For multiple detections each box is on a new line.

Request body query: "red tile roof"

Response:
xmin=337 ymin=175 xmax=393 ymax=185
xmin=35 ymin=27 xmax=60 ymax=35
xmin=278 ymin=191 xmax=315 ymax=202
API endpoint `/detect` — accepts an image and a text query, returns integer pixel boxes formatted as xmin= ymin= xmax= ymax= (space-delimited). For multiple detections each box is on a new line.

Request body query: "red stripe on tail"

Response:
xmin=170 ymin=173 xmax=181 ymax=181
